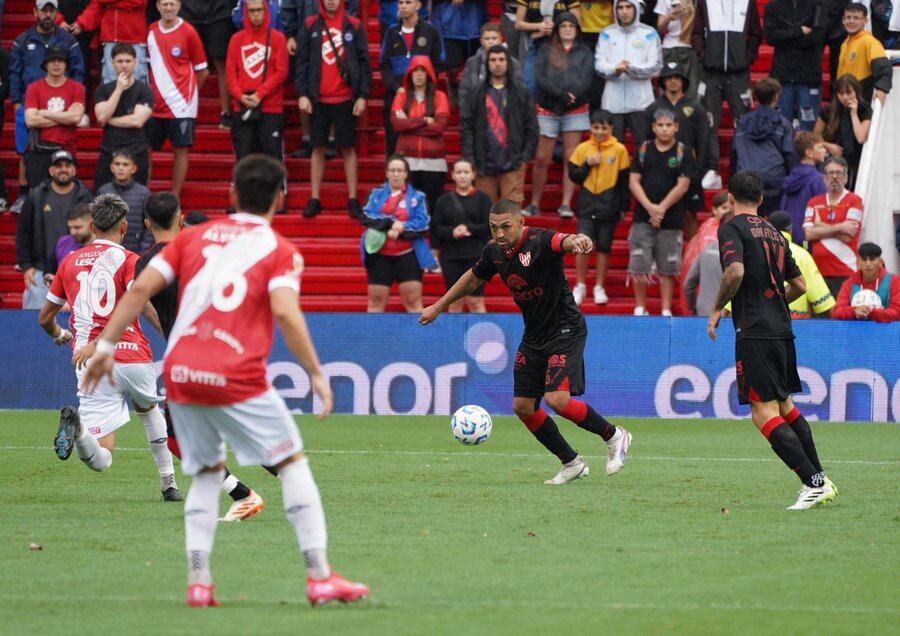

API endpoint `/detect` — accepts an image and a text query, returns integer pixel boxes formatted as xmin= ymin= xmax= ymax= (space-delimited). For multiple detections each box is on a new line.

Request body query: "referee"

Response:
xmin=707 ymin=172 xmax=837 ymax=511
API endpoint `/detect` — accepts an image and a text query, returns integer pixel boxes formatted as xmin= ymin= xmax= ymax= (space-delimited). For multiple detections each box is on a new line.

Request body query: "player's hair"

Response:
xmin=858 ymin=242 xmax=882 ymax=258
xmin=767 ymin=210 xmax=792 ymax=232
xmin=794 ymin=131 xmax=823 ymax=159
xmin=110 ymin=42 xmax=136 ymax=59
xmin=590 ymin=108 xmax=614 ymax=125
xmin=233 ymin=154 xmax=286 ymax=214
xmin=728 ymin=171 xmax=765 ymax=205
xmin=490 ymin=198 xmax=521 ymax=216
xmin=386 ymin=153 xmax=410 ymax=173
xmin=183 ymin=210 xmax=209 ymax=227
xmin=711 ymin=191 xmax=729 ymax=209
xmin=753 ymin=77 xmax=781 ymax=106
xmin=90 ymin=193 xmax=129 ymax=231
xmin=651 ymin=107 xmax=677 ymax=123
xmin=824 ymin=155 xmax=849 ymax=172
xmin=110 ymin=149 xmax=136 ymax=164
xmin=480 ymin=22 xmax=502 ymax=36
xmin=486 ymin=44 xmax=508 ymax=63
xmin=145 ymin=192 xmax=181 ymax=229
xmin=452 ymin=157 xmax=476 ymax=173
xmin=68 ymin=202 xmax=91 ymax=221
xmin=845 ymin=2 xmax=868 ymax=16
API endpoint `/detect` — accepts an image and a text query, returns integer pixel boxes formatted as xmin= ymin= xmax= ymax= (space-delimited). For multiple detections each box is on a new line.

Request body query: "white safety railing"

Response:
xmin=855 ymin=53 xmax=900 ymax=274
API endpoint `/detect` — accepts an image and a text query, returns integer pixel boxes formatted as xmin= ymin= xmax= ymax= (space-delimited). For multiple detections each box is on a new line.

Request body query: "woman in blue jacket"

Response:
xmin=359 ymin=155 xmax=437 ymax=312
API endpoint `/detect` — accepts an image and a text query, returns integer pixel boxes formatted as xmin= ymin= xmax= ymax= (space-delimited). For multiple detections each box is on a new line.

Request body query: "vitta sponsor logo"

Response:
xmin=116 ymin=342 xmax=140 ymax=351
xmin=170 ymin=365 xmax=227 ymax=387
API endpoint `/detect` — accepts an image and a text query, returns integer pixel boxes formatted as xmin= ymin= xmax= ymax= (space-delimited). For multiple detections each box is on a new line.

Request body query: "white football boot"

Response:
xmin=605 ymin=427 xmax=632 ymax=475
xmin=545 ymin=455 xmax=589 ymax=485
xmin=787 ymin=482 xmax=835 ymax=510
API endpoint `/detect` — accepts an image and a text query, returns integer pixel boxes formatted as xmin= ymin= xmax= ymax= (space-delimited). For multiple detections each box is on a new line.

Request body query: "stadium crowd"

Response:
xmin=4 ymin=0 xmax=899 ymax=320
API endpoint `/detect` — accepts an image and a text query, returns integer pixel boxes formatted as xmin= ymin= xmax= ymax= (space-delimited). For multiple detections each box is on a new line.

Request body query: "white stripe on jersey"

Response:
xmin=820 ymin=237 xmax=858 ymax=272
xmin=148 ymin=24 xmax=195 ymax=119
xmin=72 ymin=244 xmax=127 ymax=350
xmin=165 ymin=225 xmax=278 ymax=357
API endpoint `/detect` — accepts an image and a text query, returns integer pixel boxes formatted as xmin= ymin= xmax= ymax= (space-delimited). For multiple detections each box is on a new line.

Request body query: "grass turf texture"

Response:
xmin=1 ymin=412 xmax=897 ymax=635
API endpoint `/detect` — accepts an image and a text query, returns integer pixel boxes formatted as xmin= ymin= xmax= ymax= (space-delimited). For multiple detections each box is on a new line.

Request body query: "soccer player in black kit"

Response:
xmin=136 ymin=193 xmax=266 ymax=521
xmin=707 ymin=172 xmax=837 ymax=510
xmin=420 ymin=199 xmax=632 ymax=484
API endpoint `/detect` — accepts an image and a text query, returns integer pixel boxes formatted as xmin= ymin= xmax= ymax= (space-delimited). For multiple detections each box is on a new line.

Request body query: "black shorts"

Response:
xmin=735 ymin=337 xmax=802 ymax=405
xmin=514 ymin=329 xmax=587 ymax=399
xmin=195 ymin=18 xmax=233 ymax=60
xmin=439 ymin=258 xmax=484 ymax=296
xmin=148 ymin=117 xmax=196 ymax=149
xmin=23 ymin=149 xmax=55 ymax=188
xmin=365 ymin=251 xmax=422 ymax=286
xmin=577 ymin=216 xmax=618 ymax=254
xmin=309 ymin=101 xmax=358 ymax=148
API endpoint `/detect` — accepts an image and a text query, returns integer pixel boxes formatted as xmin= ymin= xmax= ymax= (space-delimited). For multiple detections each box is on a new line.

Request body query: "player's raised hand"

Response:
xmin=707 ymin=310 xmax=721 ymax=341
xmin=81 ymin=353 xmax=115 ymax=394
xmin=419 ymin=304 xmax=440 ymax=326
xmin=310 ymin=372 xmax=333 ymax=420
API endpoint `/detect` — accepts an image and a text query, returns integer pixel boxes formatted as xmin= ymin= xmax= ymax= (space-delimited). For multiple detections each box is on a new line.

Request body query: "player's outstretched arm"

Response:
xmin=271 ymin=287 xmax=333 ymax=420
xmin=37 ymin=299 xmax=71 ymax=345
xmin=420 ymin=268 xmax=485 ymax=325
xmin=707 ymin=262 xmax=744 ymax=341
xmin=561 ymin=233 xmax=593 ymax=254
xmin=81 ymin=267 xmax=168 ymax=394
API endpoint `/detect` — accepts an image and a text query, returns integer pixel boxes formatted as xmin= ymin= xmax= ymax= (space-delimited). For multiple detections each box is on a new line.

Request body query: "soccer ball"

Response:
xmin=450 ymin=405 xmax=493 ymax=445
xmin=851 ymin=289 xmax=883 ymax=309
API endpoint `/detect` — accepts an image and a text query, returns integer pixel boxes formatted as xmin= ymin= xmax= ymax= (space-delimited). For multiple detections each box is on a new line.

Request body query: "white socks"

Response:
xmin=137 ymin=406 xmax=176 ymax=489
xmin=75 ymin=426 xmax=112 ymax=471
xmin=279 ymin=458 xmax=330 ymax=579
xmin=184 ymin=469 xmax=223 ymax=585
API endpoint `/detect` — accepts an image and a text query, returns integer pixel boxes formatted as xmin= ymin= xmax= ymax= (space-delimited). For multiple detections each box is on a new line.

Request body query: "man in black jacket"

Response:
xmin=691 ymin=0 xmax=762 ymax=190
xmin=379 ymin=0 xmax=444 ymax=156
xmin=460 ymin=44 xmax=538 ymax=206
xmin=644 ymin=62 xmax=710 ymax=237
xmin=296 ymin=0 xmax=371 ymax=219
xmin=764 ymin=0 xmax=826 ymax=132
xmin=15 ymin=150 xmax=92 ymax=308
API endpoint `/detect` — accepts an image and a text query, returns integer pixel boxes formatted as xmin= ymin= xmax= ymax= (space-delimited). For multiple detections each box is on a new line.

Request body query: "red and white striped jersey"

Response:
xmin=803 ymin=190 xmax=864 ymax=278
xmin=148 ymin=213 xmax=304 ymax=405
xmin=47 ymin=240 xmax=153 ymax=363
xmin=147 ymin=18 xmax=208 ymax=119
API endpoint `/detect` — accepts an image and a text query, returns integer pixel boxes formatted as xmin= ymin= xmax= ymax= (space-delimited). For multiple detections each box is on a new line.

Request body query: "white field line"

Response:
xmin=1 ymin=446 xmax=897 ymax=466
xmin=0 ymin=592 xmax=895 ymax=616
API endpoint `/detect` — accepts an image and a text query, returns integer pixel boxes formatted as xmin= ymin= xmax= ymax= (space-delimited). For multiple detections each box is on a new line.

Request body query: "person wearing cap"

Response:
xmin=654 ymin=0 xmax=700 ymax=100
xmin=14 ymin=149 xmax=92 ymax=309
xmin=23 ymin=45 xmax=86 ymax=189
xmin=595 ymin=0 xmax=662 ymax=149
xmin=767 ymin=210 xmax=835 ymax=320
xmin=833 ymin=243 xmax=900 ymax=322
xmin=9 ymin=0 xmax=86 ymax=213
xmin=643 ymin=60 xmax=710 ymax=238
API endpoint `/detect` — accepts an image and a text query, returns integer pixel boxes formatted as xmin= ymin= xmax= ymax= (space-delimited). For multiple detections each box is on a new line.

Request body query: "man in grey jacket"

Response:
xmin=458 ymin=23 xmax=522 ymax=111
xmin=96 ymin=150 xmax=152 ymax=253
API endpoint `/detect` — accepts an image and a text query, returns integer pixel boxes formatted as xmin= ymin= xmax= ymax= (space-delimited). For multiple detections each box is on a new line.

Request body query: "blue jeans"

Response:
xmin=777 ymin=83 xmax=821 ymax=132
xmin=523 ymin=39 xmax=538 ymax=96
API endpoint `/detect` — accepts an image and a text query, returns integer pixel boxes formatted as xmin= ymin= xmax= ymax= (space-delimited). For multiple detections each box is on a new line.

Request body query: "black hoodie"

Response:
xmin=763 ymin=0 xmax=827 ymax=87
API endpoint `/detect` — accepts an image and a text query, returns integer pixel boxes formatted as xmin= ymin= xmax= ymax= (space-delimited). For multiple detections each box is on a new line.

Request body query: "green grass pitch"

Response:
xmin=1 ymin=411 xmax=897 ymax=635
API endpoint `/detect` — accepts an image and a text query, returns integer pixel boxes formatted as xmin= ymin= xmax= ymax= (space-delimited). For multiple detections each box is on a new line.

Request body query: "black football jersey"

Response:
xmin=718 ymin=213 xmax=801 ymax=340
xmin=136 ymin=242 xmax=177 ymax=341
xmin=472 ymin=227 xmax=584 ymax=343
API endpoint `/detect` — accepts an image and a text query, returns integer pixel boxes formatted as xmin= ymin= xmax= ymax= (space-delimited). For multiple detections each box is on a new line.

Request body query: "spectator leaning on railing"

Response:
xmin=832 ymin=243 xmax=900 ymax=322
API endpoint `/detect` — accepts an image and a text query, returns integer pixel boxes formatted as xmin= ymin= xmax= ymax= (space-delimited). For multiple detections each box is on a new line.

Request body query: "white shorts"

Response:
xmin=167 ymin=388 xmax=303 ymax=475
xmin=76 ymin=362 xmax=161 ymax=438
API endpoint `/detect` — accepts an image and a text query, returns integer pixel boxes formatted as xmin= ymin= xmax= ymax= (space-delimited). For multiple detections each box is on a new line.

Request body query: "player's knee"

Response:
xmin=544 ymin=392 xmax=570 ymax=414
xmin=512 ymin=399 xmax=535 ymax=419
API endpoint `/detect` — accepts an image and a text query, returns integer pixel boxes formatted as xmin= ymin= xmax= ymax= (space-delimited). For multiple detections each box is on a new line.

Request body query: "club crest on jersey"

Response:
xmin=519 ymin=252 xmax=532 ymax=267
xmin=241 ymin=42 xmax=270 ymax=78
xmin=171 ymin=46 xmax=182 ymax=57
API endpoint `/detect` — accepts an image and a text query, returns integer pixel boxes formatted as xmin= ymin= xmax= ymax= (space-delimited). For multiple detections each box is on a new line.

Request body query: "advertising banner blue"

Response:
xmin=2 ymin=311 xmax=898 ymax=422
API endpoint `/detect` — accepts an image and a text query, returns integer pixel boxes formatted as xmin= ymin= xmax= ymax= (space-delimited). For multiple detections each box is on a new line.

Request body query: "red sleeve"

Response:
xmin=121 ymin=252 xmax=138 ymax=290
xmin=225 ymin=38 xmax=244 ymax=102
xmin=831 ymin=278 xmax=856 ymax=320
xmin=870 ymin=276 xmax=900 ymax=323
xmin=550 ymin=232 xmax=569 ymax=253
xmin=71 ymin=81 xmax=86 ymax=106
xmin=76 ymin=0 xmax=103 ymax=31
xmin=187 ymin=25 xmax=208 ymax=71
xmin=717 ymin=220 xmax=743 ymax=268
xmin=24 ymin=82 xmax=40 ymax=109
xmin=421 ymin=91 xmax=449 ymax=136
xmin=268 ymin=241 xmax=303 ymax=294
xmin=256 ymin=33 xmax=289 ymax=101
xmin=390 ymin=89 xmax=423 ymax=131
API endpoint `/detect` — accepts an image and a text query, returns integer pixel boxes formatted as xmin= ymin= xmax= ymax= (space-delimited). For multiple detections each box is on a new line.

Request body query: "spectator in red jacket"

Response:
xmin=833 ymin=242 xmax=900 ymax=322
xmin=390 ymin=56 xmax=450 ymax=217
xmin=70 ymin=0 xmax=149 ymax=85
xmin=226 ymin=0 xmax=289 ymax=161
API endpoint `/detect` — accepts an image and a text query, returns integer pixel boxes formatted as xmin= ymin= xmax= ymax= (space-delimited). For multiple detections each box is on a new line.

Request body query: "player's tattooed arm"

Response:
xmin=707 ymin=263 xmax=744 ymax=341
